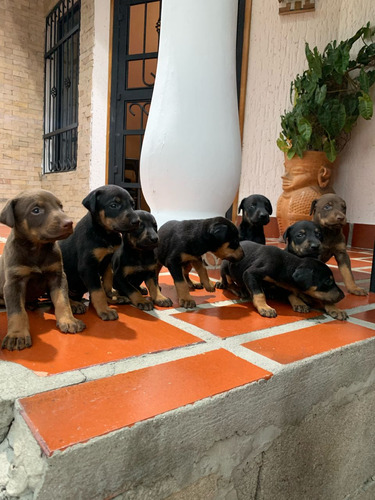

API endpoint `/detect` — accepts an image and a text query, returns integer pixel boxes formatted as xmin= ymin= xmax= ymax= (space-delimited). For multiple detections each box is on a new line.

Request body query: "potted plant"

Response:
xmin=276 ymin=22 xmax=375 ymax=235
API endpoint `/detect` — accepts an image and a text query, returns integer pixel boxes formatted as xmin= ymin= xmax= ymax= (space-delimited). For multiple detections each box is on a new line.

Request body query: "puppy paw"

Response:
xmin=137 ymin=299 xmax=154 ymax=311
xmin=70 ymin=300 xmax=87 ymax=314
xmin=58 ymin=318 xmax=86 ymax=333
xmin=293 ymin=304 xmax=310 ymax=313
xmin=204 ymin=283 xmax=216 ymax=293
xmin=98 ymin=308 xmax=119 ymax=321
xmin=325 ymin=305 xmax=348 ymax=320
xmin=179 ymin=298 xmax=196 ymax=309
xmin=258 ymin=307 xmax=277 ymax=318
xmin=107 ymin=294 xmax=130 ymax=305
xmin=188 ymin=281 xmax=204 ymax=290
xmin=347 ymin=286 xmax=368 ymax=296
xmin=2 ymin=332 xmax=32 ymax=351
xmin=153 ymin=297 xmax=173 ymax=307
xmin=215 ymin=281 xmax=225 ymax=289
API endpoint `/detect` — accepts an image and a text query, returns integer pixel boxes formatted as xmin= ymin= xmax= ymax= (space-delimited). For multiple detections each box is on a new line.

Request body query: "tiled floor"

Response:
xmin=1 ymin=224 xmax=375 ymax=457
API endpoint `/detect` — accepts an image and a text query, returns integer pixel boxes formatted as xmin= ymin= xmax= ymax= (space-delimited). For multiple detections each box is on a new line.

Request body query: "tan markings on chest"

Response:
xmin=93 ymin=246 xmax=119 ymax=262
xmin=9 ymin=260 xmax=62 ymax=278
xmin=122 ymin=263 xmax=156 ymax=276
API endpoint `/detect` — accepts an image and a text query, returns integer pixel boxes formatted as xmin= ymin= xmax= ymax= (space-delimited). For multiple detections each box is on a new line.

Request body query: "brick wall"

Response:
xmin=0 ymin=0 xmax=45 ymax=205
xmin=0 ymin=0 xmax=95 ymax=223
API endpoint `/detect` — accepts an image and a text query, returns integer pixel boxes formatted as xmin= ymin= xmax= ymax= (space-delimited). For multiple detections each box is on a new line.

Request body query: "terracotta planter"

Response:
xmin=276 ymin=151 xmax=337 ymax=237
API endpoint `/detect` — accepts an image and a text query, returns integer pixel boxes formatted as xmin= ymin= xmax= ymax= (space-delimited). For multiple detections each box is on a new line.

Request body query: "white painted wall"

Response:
xmin=241 ymin=0 xmax=375 ymax=224
xmin=90 ymin=0 xmax=111 ymax=190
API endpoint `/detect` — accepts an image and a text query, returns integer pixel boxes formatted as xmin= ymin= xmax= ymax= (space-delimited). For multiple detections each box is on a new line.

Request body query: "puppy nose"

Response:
xmin=63 ymin=219 xmax=73 ymax=230
xmin=310 ymin=243 xmax=320 ymax=249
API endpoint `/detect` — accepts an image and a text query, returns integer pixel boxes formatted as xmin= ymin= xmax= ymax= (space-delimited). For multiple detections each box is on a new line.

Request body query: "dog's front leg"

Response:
xmin=2 ymin=275 xmax=31 ymax=350
xmin=80 ymin=267 xmax=119 ymax=320
xmin=243 ymin=269 xmax=277 ymax=317
xmin=146 ymin=274 xmax=173 ymax=307
xmin=48 ymin=271 xmax=86 ymax=333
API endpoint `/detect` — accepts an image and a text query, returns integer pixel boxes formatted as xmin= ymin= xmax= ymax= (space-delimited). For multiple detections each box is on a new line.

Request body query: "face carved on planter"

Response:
xmin=282 ymin=163 xmax=333 ymax=192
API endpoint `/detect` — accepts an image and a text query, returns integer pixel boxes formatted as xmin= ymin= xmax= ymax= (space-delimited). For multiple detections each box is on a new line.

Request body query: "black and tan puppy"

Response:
xmin=238 ymin=194 xmax=272 ymax=244
xmin=0 ymin=189 xmax=86 ymax=351
xmin=157 ymin=217 xmax=244 ymax=309
xmin=310 ymin=193 xmax=367 ymax=296
xmin=217 ymin=241 xmax=347 ymax=320
xmin=283 ymin=220 xmax=323 ymax=258
xmin=59 ymin=185 xmax=140 ymax=320
xmin=113 ymin=210 xmax=172 ymax=310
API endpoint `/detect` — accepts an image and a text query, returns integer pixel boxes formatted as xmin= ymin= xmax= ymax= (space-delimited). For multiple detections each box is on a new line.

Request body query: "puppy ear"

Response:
xmin=292 ymin=267 xmax=313 ymax=290
xmin=82 ymin=189 xmax=101 ymax=212
xmin=0 ymin=199 xmax=16 ymax=228
xmin=265 ymin=198 xmax=273 ymax=215
xmin=310 ymin=199 xmax=318 ymax=216
xmin=209 ymin=223 xmax=228 ymax=241
xmin=283 ymin=227 xmax=290 ymax=243
xmin=238 ymin=198 xmax=245 ymax=214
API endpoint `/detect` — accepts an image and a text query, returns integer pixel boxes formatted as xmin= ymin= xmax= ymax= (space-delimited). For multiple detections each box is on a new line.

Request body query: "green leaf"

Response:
xmin=297 ymin=117 xmax=312 ymax=142
xmin=359 ymin=68 xmax=370 ymax=93
xmin=287 ymin=149 xmax=296 ymax=160
xmin=277 ymin=134 xmax=290 ymax=153
xmin=331 ymin=101 xmax=346 ymax=133
xmin=323 ymin=140 xmax=337 ymax=163
xmin=315 ymin=84 xmax=327 ymax=106
xmin=358 ymin=93 xmax=373 ymax=119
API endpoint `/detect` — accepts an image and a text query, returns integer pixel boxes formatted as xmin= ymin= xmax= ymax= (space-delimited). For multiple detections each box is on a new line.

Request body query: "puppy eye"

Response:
xmin=251 ymin=203 xmax=256 ymax=208
xmin=31 ymin=207 xmax=41 ymax=215
xmin=297 ymin=232 xmax=304 ymax=238
xmin=109 ymin=202 xmax=118 ymax=209
xmin=324 ymin=204 xmax=332 ymax=211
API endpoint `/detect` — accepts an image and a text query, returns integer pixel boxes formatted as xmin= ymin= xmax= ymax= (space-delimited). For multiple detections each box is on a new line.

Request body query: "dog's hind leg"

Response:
xmin=146 ymin=275 xmax=173 ymax=307
xmin=192 ymin=259 xmax=215 ymax=292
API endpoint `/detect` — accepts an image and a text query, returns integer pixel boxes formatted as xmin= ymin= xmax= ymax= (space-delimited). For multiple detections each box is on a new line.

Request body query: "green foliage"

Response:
xmin=277 ymin=23 xmax=375 ymax=162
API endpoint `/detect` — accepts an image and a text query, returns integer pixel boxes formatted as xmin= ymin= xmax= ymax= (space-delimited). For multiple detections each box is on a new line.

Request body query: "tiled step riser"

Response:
xmin=10 ymin=339 xmax=375 ymax=500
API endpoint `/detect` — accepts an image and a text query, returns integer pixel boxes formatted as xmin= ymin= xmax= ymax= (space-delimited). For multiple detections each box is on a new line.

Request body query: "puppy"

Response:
xmin=157 ymin=217 xmax=244 ymax=308
xmin=0 ymin=189 xmax=86 ymax=350
xmin=217 ymin=240 xmax=347 ymax=320
xmin=112 ymin=210 xmax=172 ymax=310
xmin=238 ymin=194 xmax=272 ymax=244
xmin=283 ymin=220 xmax=323 ymax=258
xmin=59 ymin=185 xmax=140 ymax=320
xmin=310 ymin=193 xmax=367 ymax=296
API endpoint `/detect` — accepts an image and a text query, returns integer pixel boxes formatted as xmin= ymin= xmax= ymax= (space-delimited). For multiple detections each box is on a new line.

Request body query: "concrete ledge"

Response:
xmin=1 ymin=337 xmax=375 ymax=499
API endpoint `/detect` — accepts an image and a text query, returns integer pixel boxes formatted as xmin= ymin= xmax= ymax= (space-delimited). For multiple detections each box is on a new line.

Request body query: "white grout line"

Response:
xmin=223 ymin=344 xmax=283 ymax=374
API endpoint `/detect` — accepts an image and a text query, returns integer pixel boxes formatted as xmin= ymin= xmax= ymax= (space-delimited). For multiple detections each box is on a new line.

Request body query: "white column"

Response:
xmin=140 ymin=0 xmax=241 ymax=227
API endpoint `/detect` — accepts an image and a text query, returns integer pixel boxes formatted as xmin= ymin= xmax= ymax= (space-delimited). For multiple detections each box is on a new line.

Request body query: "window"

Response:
xmin=43 ymin=0 xmax=80 ymax=173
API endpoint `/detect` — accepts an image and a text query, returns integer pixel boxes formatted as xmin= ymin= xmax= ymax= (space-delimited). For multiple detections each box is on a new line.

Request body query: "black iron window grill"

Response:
xmin=43 ymin=0 xmax=80 ymax=173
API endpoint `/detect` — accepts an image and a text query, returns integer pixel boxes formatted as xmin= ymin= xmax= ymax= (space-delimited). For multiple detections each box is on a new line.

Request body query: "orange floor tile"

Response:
xmin=19 ymin=348 xmax=272 ymax=456
xmin=0 ymin=305 xmax=202 ymax=375
xmin=242 ymin=321 xmax=375 ymax=364
xmin=351 ymin=308 xmax=375 ymax=324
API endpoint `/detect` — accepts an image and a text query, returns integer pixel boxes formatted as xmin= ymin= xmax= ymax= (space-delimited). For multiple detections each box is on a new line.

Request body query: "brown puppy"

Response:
xmin=311 ymin=194 xmax=367 ymax=296
xmin=0 ymin=189 xmax=86 ymax=351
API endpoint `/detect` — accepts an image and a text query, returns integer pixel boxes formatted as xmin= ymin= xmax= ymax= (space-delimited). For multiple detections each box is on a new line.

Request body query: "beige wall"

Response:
xmin=0 ymin=0 xmax=95 ymax=222
xmin=241 ymin=0 xmax=375 ymax=224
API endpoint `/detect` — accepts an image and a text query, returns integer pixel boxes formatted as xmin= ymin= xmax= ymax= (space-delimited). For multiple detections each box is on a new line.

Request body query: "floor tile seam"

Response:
xmin=222 ymin=344 xmax=283 ymax=374
xmin=345 ymin=303 xmax=375 ymax=315
xmin=347 ymin=317 xmax=375 ymax=330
